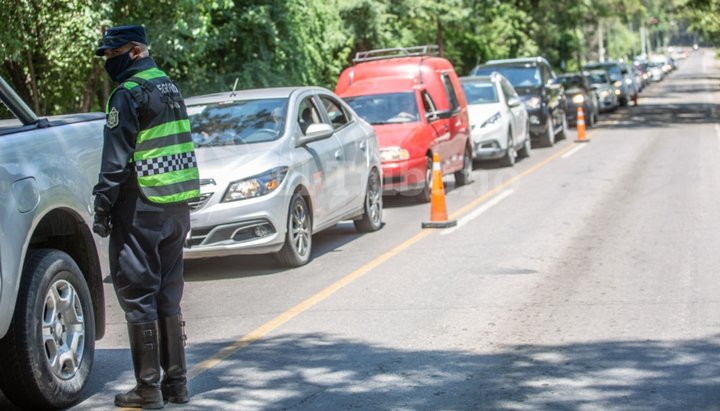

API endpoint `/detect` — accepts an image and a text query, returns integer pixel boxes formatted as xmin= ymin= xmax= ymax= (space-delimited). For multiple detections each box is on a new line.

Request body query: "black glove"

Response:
xmin=93 ymin=194 xmax=112 ymax=238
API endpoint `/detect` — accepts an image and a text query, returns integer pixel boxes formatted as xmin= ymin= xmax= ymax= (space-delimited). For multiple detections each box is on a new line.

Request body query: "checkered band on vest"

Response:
xmin=135 ymin=152 xmax=197 ymax=177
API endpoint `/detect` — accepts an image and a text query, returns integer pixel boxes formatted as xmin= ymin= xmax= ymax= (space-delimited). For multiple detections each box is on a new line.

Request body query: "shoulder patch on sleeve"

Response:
xmin=107 ymin=107 xmax=120 ymax=129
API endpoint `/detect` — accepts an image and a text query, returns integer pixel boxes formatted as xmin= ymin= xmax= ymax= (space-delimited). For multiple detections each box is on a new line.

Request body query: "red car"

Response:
xmin=335 ymin=46 xmax=473 ymax=202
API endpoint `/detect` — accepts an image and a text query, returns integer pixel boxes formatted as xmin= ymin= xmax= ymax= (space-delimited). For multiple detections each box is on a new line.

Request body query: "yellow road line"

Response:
xmin=187 ymin=137 xmax=590 ymax=381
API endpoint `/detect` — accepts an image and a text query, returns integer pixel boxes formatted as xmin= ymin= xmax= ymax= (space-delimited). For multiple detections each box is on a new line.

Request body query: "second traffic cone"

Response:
xmin=421 ymin=153 xmax=457 ymax=229
xmin=575 ymin=106 xmax=589 ymax=143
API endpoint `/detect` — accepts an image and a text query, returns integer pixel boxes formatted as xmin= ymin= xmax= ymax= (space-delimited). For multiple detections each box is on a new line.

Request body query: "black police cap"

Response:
xmin=95 ymin=25 xmax=147 ymax=56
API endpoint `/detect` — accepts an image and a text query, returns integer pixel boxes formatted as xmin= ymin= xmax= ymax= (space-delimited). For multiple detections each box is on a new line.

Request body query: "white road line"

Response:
xmin=441 ymin=189 xmax=514 ymax=235
xmin=561 ymin=143 xmax=587 ymax=159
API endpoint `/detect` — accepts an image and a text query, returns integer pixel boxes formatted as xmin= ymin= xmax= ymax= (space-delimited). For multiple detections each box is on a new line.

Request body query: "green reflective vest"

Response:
xmin=108 ymin=67 xmax=200 ymax=205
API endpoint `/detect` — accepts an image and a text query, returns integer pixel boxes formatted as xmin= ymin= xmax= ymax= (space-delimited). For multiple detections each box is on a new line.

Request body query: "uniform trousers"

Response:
xmin=109 ymin=188 xmax=190 ymax=323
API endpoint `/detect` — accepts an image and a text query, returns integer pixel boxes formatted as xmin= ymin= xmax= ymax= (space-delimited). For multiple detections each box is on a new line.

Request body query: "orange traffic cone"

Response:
xmin=575 ymin=106 xmax=590 ymax=143
xmin=421 ymin=153 xmax=457 ymax=229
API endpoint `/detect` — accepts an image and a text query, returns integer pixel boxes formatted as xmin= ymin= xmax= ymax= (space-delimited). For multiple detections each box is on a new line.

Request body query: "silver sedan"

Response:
xmin=184 ymin=87 xmax=383 ymax=267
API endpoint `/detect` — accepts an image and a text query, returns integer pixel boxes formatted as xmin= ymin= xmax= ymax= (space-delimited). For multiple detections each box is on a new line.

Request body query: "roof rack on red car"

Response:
xmin=353 ymin=45 xmax=440 ymax=63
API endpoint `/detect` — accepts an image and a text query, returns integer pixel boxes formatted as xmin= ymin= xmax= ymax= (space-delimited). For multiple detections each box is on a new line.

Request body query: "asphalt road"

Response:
xmin=4 ymin=49 xmax=720 ymax=411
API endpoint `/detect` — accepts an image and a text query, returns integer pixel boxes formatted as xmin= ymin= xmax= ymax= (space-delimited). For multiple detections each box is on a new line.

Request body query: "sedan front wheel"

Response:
xmin=276 ymin=192 xmax=312 ymax=267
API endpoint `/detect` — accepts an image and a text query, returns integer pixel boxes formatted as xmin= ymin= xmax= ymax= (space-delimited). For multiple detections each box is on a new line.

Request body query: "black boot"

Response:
xmin=115 ymin=321 xmax=164 ymax=409
xmin=159 ymin=315 xmax=189 ymax=403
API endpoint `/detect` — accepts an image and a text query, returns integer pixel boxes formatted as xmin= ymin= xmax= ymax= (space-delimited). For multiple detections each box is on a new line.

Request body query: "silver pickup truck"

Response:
xmin=0 ymin=76 xmax=107 ymax=408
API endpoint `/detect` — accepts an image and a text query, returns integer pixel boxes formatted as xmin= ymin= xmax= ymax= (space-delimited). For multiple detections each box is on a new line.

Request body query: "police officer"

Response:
xmin=92 ymin=25 xmax=200 ymax=409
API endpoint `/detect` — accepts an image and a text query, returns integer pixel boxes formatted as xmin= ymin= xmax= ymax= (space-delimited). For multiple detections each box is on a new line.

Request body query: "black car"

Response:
xmin=558 ymin=73 xmax=599 ymax=128
xmin=471 ymin=57 xmax=567 ymax=147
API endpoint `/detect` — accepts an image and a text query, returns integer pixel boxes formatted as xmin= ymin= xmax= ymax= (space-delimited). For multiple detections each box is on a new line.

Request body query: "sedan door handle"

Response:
xmin=335 ymin=149 xmax=343 ymax=160
xmin=360 ymin=140 xmax=367 ymax=152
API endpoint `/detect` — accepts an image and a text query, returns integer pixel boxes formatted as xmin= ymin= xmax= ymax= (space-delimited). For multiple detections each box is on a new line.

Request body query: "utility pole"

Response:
xmin=598 ymin=20 xmax=605 ymax=62
xmin=640 ymin=25 xmax=647 ymax=58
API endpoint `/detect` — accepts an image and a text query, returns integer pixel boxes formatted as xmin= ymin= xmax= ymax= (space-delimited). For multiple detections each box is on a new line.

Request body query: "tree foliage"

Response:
xmin=0 ymin=0 xmax=704 ymax=117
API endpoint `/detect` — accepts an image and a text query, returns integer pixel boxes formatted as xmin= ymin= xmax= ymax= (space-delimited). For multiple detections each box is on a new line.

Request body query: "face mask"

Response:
xmin=104 ymin=49 xmax=134 ymax=82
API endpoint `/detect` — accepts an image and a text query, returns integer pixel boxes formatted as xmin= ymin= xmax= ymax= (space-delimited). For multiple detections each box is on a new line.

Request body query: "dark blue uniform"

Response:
xmin=93 ymin=27 xmax=192 ymax=406
xmin=93 ymin=56 xmax=190 ymax=324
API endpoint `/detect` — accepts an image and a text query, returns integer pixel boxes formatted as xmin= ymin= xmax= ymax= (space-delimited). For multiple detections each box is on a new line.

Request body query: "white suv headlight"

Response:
xmin=223 ymin=166 xmax=288 ymax=202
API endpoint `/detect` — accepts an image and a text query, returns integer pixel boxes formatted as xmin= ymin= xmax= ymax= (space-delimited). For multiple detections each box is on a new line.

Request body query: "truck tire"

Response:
xmin=0 ymin=249 xmax=95 ymax=409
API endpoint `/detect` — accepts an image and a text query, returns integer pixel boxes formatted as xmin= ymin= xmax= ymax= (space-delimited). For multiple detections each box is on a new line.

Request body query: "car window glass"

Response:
xmin=473 ymin=66 xmax=542 ymax=87
xmin=188 ymin=98 xmax=288 ymax=147
xmin=297 ymin=97 xmax=322 ymax=135
xmin=460 ymin=81 xmax=499 ymax=104
xmin=422 ymin=90 xmax=437 ymax=113
xmin=344 ymin=92 xmax=419 ymax=125
xmin=441 ymin=74 xmax=460 ymax=112
xmin=319 ymin=95 xmax=350 ymax=130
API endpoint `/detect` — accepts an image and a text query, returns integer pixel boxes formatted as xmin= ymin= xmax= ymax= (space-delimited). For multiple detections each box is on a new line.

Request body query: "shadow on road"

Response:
xmin=182 ymin=222 xmax=366 ymax=281
xmin=67 ymin=332 xmax=720 ymax=410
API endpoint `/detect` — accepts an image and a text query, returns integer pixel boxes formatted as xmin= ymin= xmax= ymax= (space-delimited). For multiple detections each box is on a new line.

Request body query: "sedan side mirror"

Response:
xmin=507 ymin=96 xmax=522 ymax=108
xmin=298 ymin=123 xmax=333 ymax=145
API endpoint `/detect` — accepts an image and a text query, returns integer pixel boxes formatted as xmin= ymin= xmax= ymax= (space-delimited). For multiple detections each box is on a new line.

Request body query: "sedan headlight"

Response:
xmin=600 ymin=90 xmax=609 ymax=98
xmin=625 ymin=78 xmax=633 ymax=85
xmin=480 ymin=112 xmax=502 ymax=128
xmin=571 ymin=94 xmax=585 ymax=104
xmin=612 ymin=80 xmax=622 ymax=88
xmin=380 ymin=147 xmax=410 ymax=162
xmin=614 ymin=89 xmax=621 ymax=95
xmin=524 ymin=96 xmax=542 ymax=110
xmin=223 ymin=166 xmax=288 ymax=202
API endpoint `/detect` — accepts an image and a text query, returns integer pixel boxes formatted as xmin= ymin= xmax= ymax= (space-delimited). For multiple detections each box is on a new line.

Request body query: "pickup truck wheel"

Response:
xmin=354 ymin=168 xmax=383 ymax=233
xmin=275 ymin=193 xmax=312 ymax=267
xmin=453 ymin=146 xmax=473 ymax=186
xmin=0 ymin=249 xmax=95 ymax=409
xmin=414 ymin=156 xmax=433 ymax=203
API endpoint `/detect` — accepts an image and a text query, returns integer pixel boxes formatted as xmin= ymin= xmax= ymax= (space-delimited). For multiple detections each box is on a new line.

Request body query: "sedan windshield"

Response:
xmin=344 ymin=92 xmax=419 ymax=125
xmin=461 ymin=82 xmax=499 ymax=104
xmin=473 ymin=66 xmax=541 ymax=87
xmin=188 ymin=98 xmax=287 ymax=147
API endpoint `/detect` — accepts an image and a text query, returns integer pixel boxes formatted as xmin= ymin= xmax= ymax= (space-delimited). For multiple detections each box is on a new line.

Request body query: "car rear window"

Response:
xmin=460 ymin=81 xmax=498 ymax=104
xmin=344 ymin=92 xmax=419 ymax=125
xmin=587 ymin=72 xmax=609 ymax=84
xmin=559 ymin=76 xmax=584 ymax=89
xmin=188 ymin=98 xmax=288 ymax=147
xmin=473 ymin=66 xmax=542 ymax=87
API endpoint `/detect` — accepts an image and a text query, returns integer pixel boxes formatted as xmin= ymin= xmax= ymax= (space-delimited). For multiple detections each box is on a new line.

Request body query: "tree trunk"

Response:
xmin=80 ymin=63 xmax=102 ymax=112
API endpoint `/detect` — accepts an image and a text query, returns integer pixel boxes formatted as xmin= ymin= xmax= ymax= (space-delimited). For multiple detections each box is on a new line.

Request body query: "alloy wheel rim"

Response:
xmin=367 ymin=170 xmax=382 ymax=225
xmin=42 ymin=278 xmax=85 ymax=380
xmin=291 ymin=202 xmax=310 ymax=256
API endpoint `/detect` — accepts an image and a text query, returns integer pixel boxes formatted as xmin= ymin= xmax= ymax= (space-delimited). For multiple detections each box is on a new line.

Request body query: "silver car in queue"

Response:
xmin=184 ymin=87 xmax=383 ymax=267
